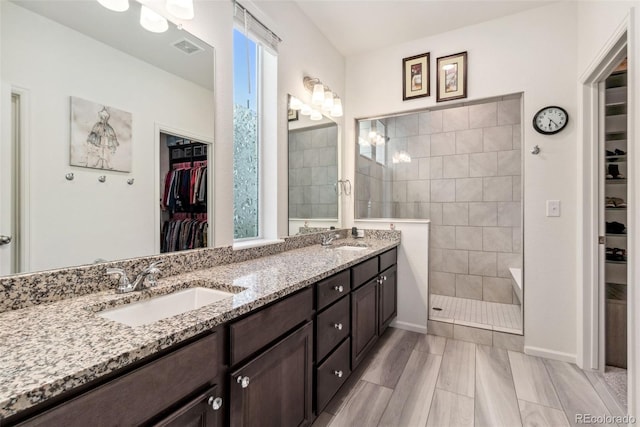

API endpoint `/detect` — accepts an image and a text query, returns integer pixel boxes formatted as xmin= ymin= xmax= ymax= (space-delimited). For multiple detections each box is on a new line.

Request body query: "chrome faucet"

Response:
xmin=321 ymin=233 xmax=340 ymax=246
xmin=106 ymin=261 xmax=164 ymax=294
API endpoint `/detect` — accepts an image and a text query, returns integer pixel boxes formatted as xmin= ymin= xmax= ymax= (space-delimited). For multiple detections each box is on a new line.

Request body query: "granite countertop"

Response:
xmin=0 ymin=237 xmax=399 ymax=420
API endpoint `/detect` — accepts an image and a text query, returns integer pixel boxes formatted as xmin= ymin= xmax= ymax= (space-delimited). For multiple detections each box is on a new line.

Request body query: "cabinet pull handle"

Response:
xmin=334 ymin=323 xmax=343 ymax=330
xmin=334 ymin=285 xmax=344 ymax=293
xmin=208 ymin=396 xmax=223 ymax=410
xmin=383 ymin=276 xmax=387 ymax=281
xmin=236 ymin=375 xmax=250 ymax=388
xmin=333 ymin=370 xmax=343 ymax=378
xmin=377 ymin=278 xmax=383 ymax=285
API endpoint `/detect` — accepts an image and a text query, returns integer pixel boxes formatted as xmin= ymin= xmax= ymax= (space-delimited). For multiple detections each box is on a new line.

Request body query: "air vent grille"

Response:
xmin=172 ymin=38 xmax=203 ymax=55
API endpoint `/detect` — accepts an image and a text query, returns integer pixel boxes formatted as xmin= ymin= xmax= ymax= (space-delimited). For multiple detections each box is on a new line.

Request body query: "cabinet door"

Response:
xmin=230 ymin=322 xmax=313 ymax=427
xmin=378 ymin=265 xmax=397 ymax=334
xmin=151 ymin=385 xmax=224 ymax=427
xmin=351 ymin=278 xmax=378 ymax=369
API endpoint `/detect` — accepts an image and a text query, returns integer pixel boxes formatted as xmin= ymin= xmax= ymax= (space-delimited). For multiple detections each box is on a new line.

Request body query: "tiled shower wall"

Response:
xmin=289 ymin=124 xmax=338 ymax=219
xmin=356 ymin=95 xmax=523 ymax=303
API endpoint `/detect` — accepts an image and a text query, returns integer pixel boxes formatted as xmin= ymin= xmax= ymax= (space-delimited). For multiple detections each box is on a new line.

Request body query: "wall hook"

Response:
xmin=98 ymin=175 xmax=106 ymax=183
xmin=127 ymin=178 xmax=135 ymax=185
xmin=65 ymin=173 xmax=74 ymax=181
xmin=530 ymin=145 xmax=541 ymax=155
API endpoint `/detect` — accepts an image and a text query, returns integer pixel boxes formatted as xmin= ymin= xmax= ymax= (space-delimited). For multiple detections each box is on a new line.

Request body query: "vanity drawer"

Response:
xmin=316 ymin=338 xmax=351 ymax=412
xmin=19 ymin=332 xmax=220 ymax=427
xmin=316 ymin=269 xmax=350 ymax=310
xmin=230 ymin=287 xmax=313 ymax=366
xmin=316 ymin=296 xmax=350 ymax=361
xmin=351 ymin=257 xmax=378 ymax=289
xmin=379 ymin=247 xmax=397 ymax=272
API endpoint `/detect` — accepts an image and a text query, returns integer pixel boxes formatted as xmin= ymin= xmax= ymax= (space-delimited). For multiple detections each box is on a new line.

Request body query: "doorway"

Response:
xmin=158 ymin=129 xmax=213 ymax=253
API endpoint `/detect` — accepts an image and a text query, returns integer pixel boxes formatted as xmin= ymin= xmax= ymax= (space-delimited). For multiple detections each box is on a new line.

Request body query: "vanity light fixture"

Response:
xmin=140 ymin=5 xmax=169 ymax=33
xmin=392 ymin=151 xmax=412 ymax=164
xmin=97 ymin=0 xmax=129 ymax=12
xmin=302 ymin=76 xmax=344 ymax=118
xmin=300 ymin=104 xmax=312 ymax=116
xmin=166 ymin=0 xmax=194 ymax=20
xmin=289 ymin=96 xmax=303 ymax=110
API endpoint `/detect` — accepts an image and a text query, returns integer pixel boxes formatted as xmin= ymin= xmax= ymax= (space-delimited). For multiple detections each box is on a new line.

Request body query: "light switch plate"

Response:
xmin=546 ymin=200 xmax=560 ymax=217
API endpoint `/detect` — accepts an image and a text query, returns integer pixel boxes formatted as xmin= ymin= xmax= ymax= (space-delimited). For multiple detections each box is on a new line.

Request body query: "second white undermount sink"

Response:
xmin=98 ymin=287 xmax=234 ymax=327
xmin=334 ymin=245 xmax=368 ymax=251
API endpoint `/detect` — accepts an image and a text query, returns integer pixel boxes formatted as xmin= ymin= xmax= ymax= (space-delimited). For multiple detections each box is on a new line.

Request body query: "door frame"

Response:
xmin=0 ymin=85 xmax=31 ymax=275
xmin=154 ymin=123 xmax=215 ymax=253
xmin=578 ymin=13 xmax=636 ymax=413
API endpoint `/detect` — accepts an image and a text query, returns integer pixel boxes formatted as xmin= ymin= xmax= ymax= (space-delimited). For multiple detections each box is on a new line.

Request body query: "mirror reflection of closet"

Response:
xmin=159 ymin=133 xmax=212 ymax=253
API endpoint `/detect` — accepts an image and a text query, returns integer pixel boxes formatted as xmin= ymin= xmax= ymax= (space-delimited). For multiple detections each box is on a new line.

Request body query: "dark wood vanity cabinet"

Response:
xmin=351 ymin=277 xmax=379 ymax=368
xmin=378 ymin=264 xmax=397 ymax=334
xmin=228 ymin=288 xmax=314 ymax=427
xmin=14 ymin=330 xmax=226 ymax=427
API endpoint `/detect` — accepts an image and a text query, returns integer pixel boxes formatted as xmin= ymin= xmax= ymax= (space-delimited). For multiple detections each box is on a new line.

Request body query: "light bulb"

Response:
xmin=166 ymin=0 xmax=194 ymax=20
xmin=311 ymin=83 xmax=325 ymax=106
xmin=322 ymin=90 xmax=334 ymax=112
xmin=310 ymin=110 xmax=322 ymax=121
xmin=140 ymin=5 xmax=169 ymax=33
xmin=300 ymin=104 xmax=312 ymax=115
xmin=330 ymin=98 xmax=343 ymax=117
xmin=289 ymin=97 xmax=303 ymax=110
xmin=97 ymin=0 xmax=129 ymax=12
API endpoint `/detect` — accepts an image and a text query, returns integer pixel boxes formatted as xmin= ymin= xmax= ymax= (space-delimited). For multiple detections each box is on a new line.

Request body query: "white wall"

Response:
xmin=345 ymin=2 xmax=580 ymax=360
xmin=1 ymin=2 xmax=214 ymax=271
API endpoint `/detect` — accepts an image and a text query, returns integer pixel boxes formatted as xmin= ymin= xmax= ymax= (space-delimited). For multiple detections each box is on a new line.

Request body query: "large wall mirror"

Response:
xmin=287 ymin=95 xmax=341 ymax=235
xmin=0 ymin=1 xmax=215 ymax=276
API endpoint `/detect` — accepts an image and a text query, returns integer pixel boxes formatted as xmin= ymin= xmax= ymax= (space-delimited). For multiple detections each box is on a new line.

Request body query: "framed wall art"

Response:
xmin=70 ymin=96 xmax=132 ymax=172
xmin=402 ymin=52 xmax=430 ymax=100
xmin=288 ymin=107 xmax=299 ymax=122
xmin=436 ymin=51 xmax=467 ymax=102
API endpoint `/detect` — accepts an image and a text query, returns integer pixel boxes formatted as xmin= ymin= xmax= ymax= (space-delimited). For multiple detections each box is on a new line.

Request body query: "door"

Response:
xmin=151 ymin=385 xmax=224 ymax=427
xmin=351 ymin=277 xmax=378 ymax=369
xmin=230 ymin=322 xmax=313 ymax=427
xmin=0 ymin=92 xmax=21 ymax=275
xmin=378 ymin=265 xmax=397 ymax=333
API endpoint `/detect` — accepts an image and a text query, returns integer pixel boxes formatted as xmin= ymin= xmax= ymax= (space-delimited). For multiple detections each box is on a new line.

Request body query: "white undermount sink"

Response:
xmin=334 ymin=245 xmax=368 ymax=251
xmin=98 ymin=287 xmax=234 ymax=327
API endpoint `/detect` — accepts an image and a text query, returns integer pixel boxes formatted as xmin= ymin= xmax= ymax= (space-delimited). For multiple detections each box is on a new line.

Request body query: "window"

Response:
xmin=232 ymin=4 xmax=280 ymax=242
xmin=233 ymin=28 xmax=259 ymax=239
xmin=358 ymin=119 xmax=386 ymax=165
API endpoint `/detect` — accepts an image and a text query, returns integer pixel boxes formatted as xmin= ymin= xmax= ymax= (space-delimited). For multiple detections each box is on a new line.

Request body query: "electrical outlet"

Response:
xmin=546 ymin=200 xmax=560 ymax=217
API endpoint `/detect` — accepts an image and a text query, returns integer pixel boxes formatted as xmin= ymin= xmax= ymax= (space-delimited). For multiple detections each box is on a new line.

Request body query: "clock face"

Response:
xmin=533 ymin=106 xmax=568 ymax=135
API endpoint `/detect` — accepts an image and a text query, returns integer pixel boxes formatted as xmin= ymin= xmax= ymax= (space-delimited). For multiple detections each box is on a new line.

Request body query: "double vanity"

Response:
xmin=0 ymin=230 xmax=399 ymax=426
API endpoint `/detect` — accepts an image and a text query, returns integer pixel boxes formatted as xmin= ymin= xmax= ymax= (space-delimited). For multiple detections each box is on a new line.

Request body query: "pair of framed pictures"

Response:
xmin=402 ymin=51 xmax=467 ymax=102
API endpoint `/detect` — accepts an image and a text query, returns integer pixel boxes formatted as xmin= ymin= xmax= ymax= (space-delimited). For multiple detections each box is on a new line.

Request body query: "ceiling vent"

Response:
xmin=172 ymin=38 xmax=203 ymax=55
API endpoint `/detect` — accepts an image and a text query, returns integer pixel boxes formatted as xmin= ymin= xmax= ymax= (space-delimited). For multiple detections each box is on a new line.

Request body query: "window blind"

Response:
xmin=233 ymin=2 xmax=281 ymax=54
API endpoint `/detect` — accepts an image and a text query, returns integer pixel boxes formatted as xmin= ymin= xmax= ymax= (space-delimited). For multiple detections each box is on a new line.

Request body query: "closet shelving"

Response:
xmin=603 ymin=65 xmax=628 ymax=369
xmin=160 ymin=135 xmax=209 ymax=253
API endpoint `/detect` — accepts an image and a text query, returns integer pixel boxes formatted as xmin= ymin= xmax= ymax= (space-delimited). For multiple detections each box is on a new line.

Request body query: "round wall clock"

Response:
xmin=532 ymin=106 xmax=569 ymax=135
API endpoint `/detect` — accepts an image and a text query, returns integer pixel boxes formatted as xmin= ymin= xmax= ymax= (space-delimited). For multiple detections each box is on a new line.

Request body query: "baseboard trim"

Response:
xmin=525 ymin=346 xmax=576 ymax=363
xmin=391 ymin=320 xmax=427 ymax=334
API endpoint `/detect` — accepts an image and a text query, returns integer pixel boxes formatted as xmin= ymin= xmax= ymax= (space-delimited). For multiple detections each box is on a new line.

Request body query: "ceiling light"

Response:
xmin=166 ymin=0 xmax=194 ymax=20
xmin=140 ymin=5 xmax=169 ymax=33
xmin=300 ymin=104 xmax=312 ymax=115
xmin=97 ymin=0 xmax=129 ymax=12
xmin=310 ymin=110 xmax=322 ymax=121
xmin=311 ymin=84 xmax=325 ymax=106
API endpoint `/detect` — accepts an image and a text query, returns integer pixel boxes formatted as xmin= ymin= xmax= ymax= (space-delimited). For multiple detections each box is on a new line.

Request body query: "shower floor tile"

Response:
xmin=430 ymin=294 xmax=522 ymax=333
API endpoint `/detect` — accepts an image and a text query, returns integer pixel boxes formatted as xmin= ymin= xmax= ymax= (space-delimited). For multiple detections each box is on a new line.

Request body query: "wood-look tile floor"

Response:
xmin=313 ymin=328 xmax=626 ymax=427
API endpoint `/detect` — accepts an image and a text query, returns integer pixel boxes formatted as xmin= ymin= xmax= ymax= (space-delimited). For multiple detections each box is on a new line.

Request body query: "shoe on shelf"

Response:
xmin=607 ymin=164 xmax=625 ymax=179
xmin=614 ymin=148 xmax=627 ymax=156
xmin=606 ymin=221 xmax=626 ymax=234
xmin=605 ymin=197 xmax=616 ymax=208
xmin=606 ymin=149 xmax=616 ymax=157
xmin=612 ymin=197 xmax=627 ymax=208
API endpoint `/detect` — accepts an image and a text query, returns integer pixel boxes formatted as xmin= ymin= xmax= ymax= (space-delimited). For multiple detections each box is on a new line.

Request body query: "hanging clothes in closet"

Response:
xmin=161 ymin=217 xmax=208 ymax=252
xmin=162 ymin=165 xmax=207 ymax=213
